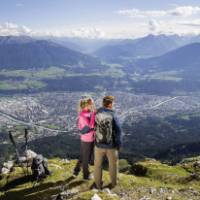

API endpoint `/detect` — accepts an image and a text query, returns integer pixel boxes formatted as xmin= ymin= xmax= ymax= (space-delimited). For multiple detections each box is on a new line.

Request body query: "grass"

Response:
xmin=130 ymin=70 xmax=183 ymax=82
xmin=0 ymin=158 xmax=200 ymax=200
xmin=147 ymin=71 xmax=182 ymax=82
xmin=34 ymin=67 xmax=66 ymax=79
xmin=0 ymin=65 xmax=126 ymax=81
xmin=0 ymin=159 xmax=78 ymax=200
xmin=0 ymin=80 xmax=46 ymax=90
xmin=0 ymin=70 xmax=32 ymax=78
xmin=42 ymin=124 xmax=60 ymax=130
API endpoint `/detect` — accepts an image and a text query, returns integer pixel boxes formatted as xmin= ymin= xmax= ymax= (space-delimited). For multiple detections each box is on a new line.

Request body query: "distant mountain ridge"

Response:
xmin=0 ymin=36 xmax=100 ymax=69
xmin=137 ymin=42 xmax=200 ymax=72
xmin=94 ymin=34 xmax=183 ymax=63
xmin=0 ymin=35 xmax=36 ymax=44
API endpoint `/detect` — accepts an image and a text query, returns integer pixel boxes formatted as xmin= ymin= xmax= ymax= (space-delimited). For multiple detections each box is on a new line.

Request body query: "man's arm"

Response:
xmin=78 ymin=112 xmax=95 ymax=134
xmin=80 ymin=125 xmax=93 ymax=134
xmin=113 ymin=114 xmax=122 ymax=149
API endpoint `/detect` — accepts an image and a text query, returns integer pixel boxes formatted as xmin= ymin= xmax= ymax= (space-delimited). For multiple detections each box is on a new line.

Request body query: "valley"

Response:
xmin=1 ymin=34 xmax=200 ymax=163
xmin=1 ymin=91 xmax=200 ymax=163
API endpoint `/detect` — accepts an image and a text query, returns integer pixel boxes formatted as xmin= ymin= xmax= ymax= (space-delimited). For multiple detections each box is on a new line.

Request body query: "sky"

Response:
xmin=0 ymin=0 xmax=200 ymax=38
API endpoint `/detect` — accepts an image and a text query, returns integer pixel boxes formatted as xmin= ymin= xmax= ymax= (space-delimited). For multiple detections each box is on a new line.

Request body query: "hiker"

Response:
xmin=94 ymin=95 xmax=122 ymax=189
xmin=73 ymin=96 xmax=96 ymax=179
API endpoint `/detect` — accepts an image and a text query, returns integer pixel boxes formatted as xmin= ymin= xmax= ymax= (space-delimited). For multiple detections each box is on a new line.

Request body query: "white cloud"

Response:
xmin=32 ymin=27 xmax=106 ymax=38
xmin=70 ymin=27 xmax=106 ymax=38
xmin=145 ymin=20 xmax=200 ymax=36
xmin=179 ymin=19 xmax=200 ymax=27
xmin=117 ymin=9 xmax=166 ymax=18
xmin=116 ymin=6 xmax=200 ymax=18
xmin=115 ymin=5 xmax=200 ymax=37
xmin=148 ymin=19 xmax=160 ymax=32
xmin=170 ymin=6 xmax=200 ymax=17
xmin=1 ymin=20 xmax=200 ymax=40
xmin=0 ymin=22 xmax=32 ymax=36
xmin=0 ymin=22 xmax=106 ymax=38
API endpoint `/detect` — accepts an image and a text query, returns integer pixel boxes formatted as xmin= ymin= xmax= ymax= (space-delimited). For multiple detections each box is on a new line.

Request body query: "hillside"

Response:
xmin=0 ymin=36 xmax=99 ymax=69
xmin=94 ymin=34 xmax=181 ymax=63
xmin=136 ymin=43 xmax=200 ymax=72
xmin=0 ymin=157 xmax=200 ymax=200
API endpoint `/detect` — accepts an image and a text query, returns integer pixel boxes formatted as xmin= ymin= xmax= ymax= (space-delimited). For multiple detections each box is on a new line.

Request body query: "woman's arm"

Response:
xmin=78 ymin=112 xmax=95 ymax=134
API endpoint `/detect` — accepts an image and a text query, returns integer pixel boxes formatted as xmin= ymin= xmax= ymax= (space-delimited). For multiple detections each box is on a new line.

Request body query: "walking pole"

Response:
xmin=8 ymin=131 xmax=20 ymax=163
xmin=24 ymin=128 xmax=30 ymax=176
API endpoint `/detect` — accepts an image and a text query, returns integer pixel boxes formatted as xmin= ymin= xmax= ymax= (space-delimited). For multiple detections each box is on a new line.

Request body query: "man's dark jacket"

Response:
xmin=95 ymin=107 xmax=122 ymax=149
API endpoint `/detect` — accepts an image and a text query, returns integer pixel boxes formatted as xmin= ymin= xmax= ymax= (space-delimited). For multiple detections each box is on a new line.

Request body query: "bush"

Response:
xmin=130 ymin=163 xmax=148 ymax=176
xmin=118 ymin=159 xmax=131 ymax=173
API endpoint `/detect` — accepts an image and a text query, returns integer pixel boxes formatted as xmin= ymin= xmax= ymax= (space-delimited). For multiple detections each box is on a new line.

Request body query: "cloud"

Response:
xmin=148 ymin=19 xmax=160 ymax=32
xmin=0 ymin=22 xmax=106 ymax=38
xmin=115 ymin=5 xmax=200 ymax=37
xmin=117 ymin=8 xmax=165 ymax=18
xmin=116 ymin=6 xmax=200 ymax=18
xmin=0 ymin=22 xmax=32 ymax=36
xmin=179 ymin=20 xmax=200 ymax=27
xmin=170 ymin=6 xmax=200 ymax=17
xmin=70 ymin=27 xmax=106 ymax=38
xmin=33 ymin=27 xmax=106 ymax=38
xmin=146 ymin=19 xmax=200 ymax=36
xmin=1 ymin=20 xmax=200 ymax=39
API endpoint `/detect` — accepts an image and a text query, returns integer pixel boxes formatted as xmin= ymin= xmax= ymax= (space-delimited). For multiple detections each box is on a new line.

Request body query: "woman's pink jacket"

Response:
xmin=77 ymin=110 xmax=96 ymax=142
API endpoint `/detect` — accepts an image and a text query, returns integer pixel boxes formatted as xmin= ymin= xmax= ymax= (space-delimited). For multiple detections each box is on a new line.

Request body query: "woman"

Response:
xmin=73 ymin=96 xmax=96 ymax=179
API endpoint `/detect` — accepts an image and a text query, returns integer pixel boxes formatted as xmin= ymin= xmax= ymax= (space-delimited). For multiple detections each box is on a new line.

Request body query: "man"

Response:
xmin=94 ymin=95 xmax=122 ymax=189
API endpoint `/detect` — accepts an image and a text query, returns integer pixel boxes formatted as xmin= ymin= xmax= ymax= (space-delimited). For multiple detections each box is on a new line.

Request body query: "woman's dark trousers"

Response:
xmin=73 ymin=141 xmax=94 ymax=179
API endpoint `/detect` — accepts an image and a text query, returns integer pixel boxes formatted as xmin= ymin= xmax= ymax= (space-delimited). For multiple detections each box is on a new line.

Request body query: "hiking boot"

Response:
xmin=103 ymin=183 xmax=116 ymax=189
xmin=90 ymin=181 xmax=103 ymax=190
xmin=84 ymin=173 xmax=94 ymax=180
xmin=72 ymin=170 xmax=79 ymax=177
xmin=90 ymin=182 xmax=100 ymax=191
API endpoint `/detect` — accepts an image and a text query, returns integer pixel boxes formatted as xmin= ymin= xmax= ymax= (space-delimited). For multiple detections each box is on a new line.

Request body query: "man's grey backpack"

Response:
xmin=95 ymin=111 xmax=114 ymax=144
xmin=31 ymin=154 xmax=50 ymax=180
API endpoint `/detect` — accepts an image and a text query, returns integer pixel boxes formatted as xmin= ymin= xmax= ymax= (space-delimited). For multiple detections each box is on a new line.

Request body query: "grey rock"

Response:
xmin=3 ymin=160 xmax=14 ymax=169
xmin=139 ymin=196 xmax=151 ymax=200
xmin=159 ymin=188 xmax=165 ymax=194
xmin=1 ymin=167 xmax=10 ymax=174
xmin=166 ymin=197 xmax=172 ymax=200
xmin=91 ymin=193 xmax=102 ymax=200
xmin=149 ymin=187 xmax=157 ymax=194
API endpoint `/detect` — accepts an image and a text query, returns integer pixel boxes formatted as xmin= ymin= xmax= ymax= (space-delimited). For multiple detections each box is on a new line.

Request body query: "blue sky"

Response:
xmin=0 ymin=0 xmax=200 ymax=38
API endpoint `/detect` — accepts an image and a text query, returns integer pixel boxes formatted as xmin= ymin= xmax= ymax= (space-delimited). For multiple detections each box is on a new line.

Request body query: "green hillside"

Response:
xmin=1 ymin=157 xmax=200 ymax=200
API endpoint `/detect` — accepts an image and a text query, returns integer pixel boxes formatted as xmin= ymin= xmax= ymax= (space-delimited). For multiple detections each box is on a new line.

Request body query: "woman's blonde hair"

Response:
xmin=77 ymin=96 xmax=95 ymax=112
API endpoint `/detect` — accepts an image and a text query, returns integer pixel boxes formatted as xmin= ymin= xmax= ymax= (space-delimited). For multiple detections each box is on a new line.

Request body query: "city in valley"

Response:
xmin=1 ymin=91 xmax=200 ymax=161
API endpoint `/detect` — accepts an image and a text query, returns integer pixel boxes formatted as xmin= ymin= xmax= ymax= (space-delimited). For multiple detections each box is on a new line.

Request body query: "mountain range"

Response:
xmin=1 ymin=34 xmax=200 ymax=70
xmin=0 ymin=34 xmax=200 ymax=94
xmin=0 ymin=36 xmax=100 ymax=69
xmin=94 ymin=34 xmax=180 ymax=62
xmin=136 ymin=42 xmax=200 ymax=72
